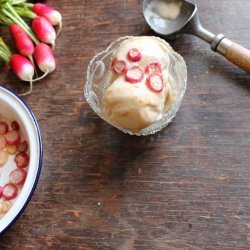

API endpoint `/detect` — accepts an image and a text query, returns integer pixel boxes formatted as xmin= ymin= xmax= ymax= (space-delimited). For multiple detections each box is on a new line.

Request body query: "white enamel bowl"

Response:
xmin=0 ymin=86 xmax=42 ymax=235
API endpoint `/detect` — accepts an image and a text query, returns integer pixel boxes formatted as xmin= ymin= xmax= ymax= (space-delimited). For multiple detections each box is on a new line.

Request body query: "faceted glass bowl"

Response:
xmin=84 ymin=36 xmax=187 ymax=136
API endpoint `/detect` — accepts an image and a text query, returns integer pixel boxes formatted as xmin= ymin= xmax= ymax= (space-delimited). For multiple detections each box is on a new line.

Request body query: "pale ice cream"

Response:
xmin=101 ymin=36 xmax=174 ymax=132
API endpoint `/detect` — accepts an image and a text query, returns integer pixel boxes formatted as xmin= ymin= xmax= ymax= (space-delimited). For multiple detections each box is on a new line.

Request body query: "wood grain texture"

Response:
xmin=226 ymin=42 xmax=250 ymax=72
xmin=0 ymin=0 xmax=249 ymax=249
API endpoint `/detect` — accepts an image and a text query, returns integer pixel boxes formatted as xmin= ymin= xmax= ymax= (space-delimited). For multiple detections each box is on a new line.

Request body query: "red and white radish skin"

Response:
xmin=10 ymin=54 xmax=34 ymax=82
xmin=10 ymin=55 xmax=34 ymax=95
xmin=32 ymin=16 xmax=56 ymax=48
xmin=9 ymin=24 xmax=35 ymax=60
xmin=34 ymin=43 xmax=56 ymax=73
xmin=33 ymin=3 xmax=62 ymax=35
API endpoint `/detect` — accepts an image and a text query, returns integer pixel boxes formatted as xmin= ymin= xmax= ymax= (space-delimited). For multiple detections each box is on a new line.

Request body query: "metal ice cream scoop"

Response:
xmin=143 ymin=0 xmax=250 ymax=72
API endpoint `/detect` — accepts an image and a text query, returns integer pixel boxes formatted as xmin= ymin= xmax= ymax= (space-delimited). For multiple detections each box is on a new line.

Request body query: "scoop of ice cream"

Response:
xmin=101 ymin=36 xmax=173 ymax=132
xmin=102 ymin=75 xmax=168 ymax=131
xmin=115 ymin=36 xmax=170 ymax=70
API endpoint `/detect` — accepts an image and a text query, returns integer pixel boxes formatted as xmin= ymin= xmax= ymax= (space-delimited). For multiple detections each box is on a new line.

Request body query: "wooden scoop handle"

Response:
xmin=216 ymin=37 xmax=250 ymax=73
xmin=225 ymin=42 xmax=250 ymax=72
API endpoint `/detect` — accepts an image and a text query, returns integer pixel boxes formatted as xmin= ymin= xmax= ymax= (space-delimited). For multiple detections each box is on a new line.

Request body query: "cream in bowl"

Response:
xmin=85 ymin=36 xmax=187 ymax=136
xmin=0 ymin=86 xmax=42 ymax=235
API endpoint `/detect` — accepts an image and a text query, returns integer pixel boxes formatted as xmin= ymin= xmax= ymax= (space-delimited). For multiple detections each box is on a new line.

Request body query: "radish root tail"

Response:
xmin=56 ymin=22 xmax=62 ymax=37
xmin=20 ymin=78 xmax=33 ymax=96
xmin=28 ymin=55 xmax=38 ymax=77
xmin=33 ymin=70 xmax=49 ymax=82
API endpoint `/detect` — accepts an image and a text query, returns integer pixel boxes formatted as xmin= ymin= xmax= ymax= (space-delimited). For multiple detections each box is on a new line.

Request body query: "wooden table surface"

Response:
xmin=0 ymin=0 xmax=249 ymax=249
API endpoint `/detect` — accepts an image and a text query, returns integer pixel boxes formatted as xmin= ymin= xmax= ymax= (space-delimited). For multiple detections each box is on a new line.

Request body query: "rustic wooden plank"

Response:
xmin=0 ymin=0 xmax=249 ymax=249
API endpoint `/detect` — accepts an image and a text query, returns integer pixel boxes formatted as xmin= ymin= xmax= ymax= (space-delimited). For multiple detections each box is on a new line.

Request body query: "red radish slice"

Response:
xmin=0 ymin=122 xmax=9 ymax=135
xmin=125 ymin=66 xmax=144 ymax=84
xmin=2 ymin=201 xmax=12 ymax=213
xmin=0 ymin=150 xmax=8 ymax=166
xmin=11 ymin=121 xmax=20 ymax=131
xmin=14 ymin=152 xmax=29 ymax=168
xmin=145 ymin=62 xmax=162 ymax=75
xmin=18 ymin=141 xmax=28 ymax=153
xmin=146 ymin=74 xmax=164 ymax=93
xmin=0 ymin=135 xmax=7 ymax=150
xmin=127 ymin=48 xmax=142 ymax=62
xmin=112 ymin=58 xmax=127 ymax=75
xmin=2 ymin=184 xmax=18 ymax=200
xmin=5 ymin=130 xmax=20 ymax=145
xmin=9 ymin=168 xmax=27 ymax=185
xmin=0 ymin=186 xmax=3 ymax=198
xmin=6 ymin=145 xmax=17 ymax=155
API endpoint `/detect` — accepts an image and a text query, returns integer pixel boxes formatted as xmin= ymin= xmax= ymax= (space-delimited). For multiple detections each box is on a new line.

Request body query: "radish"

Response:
xmin=146 ymin=73 xmax=164 ymax=93
xmin=112 ymin=58 xmax=127 ymax=75
xmin=0 ymin=135 xmax=7 ymax=150
xmin=2 ymin=183 xmax=18 ymax=200
xmin=34 ymin=43 xmax=56 ymax=74
xmin=5 ymin=130 xmax=20 ymax=145
xmin=10 ymin=24 xmax=35 ymax=63
xmin=11 ymin=120 xmax=20 ymax=131
xmin=18 ymin=140 xmax=28 ymax=153
xmin=9 ymin=168 xmax=27 ymax=185
xmin=125 ymin=66 xmax=144 ymax=83
xmin=2 ymin=201 xmax=12 ymax=214
xmin=145 ymin=62 xmax=162 ymax=75
xmin=0 ymin=122 xmax=9 ymax=135
xmin=32 ymin=16 xmax=56 ymax=49
xmin=6 ymin=145 xmax=18 ymax=155
xmin=33 ymin=3 xmax=62 ymax=35
xmin=127 ymin=48 xmax=142 ymax=62
xmin=0 ymin=186 xmax=3 ymax=199
xmin=10 ymin=54 xmax=34 ymax=96
xmin=0 ymin=150 xmax=8 ymax=167
xmin=14 ymin=152 xmax=29 ymax=168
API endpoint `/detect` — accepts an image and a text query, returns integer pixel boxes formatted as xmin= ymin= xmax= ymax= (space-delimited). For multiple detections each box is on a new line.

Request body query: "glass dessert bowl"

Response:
xmin=85 ymin=36 xmax=187 ymax=136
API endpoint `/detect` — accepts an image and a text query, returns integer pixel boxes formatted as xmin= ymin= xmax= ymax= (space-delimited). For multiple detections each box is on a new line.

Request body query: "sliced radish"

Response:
xmin=127 ymin=48 xmax=142 ymax=62
xmin=6 ymin=145 xmax=18 ymax=155
xmin=14 ymin=152 xmax=29 ymax=168
xmin=145 ymin=62 xmax=162 ymax=75
xmin=0 ymin=135 xmax=7 ymax=150
xmin=11 ymin=121 xmax=20 ymax=131
xmin=5 ymin=130 xmax=20 ymax=145
xmin=0 ymin=186 xmax=3 ymax=198
xmin=18 ymin=141 xmax=28 ymax=153
xmin=0 ymin=150 xmax=8 ymax=166
xmin=111 ymin=58 xmax=127 ymax=75
xmin=2 ymin=200 xmax=12 ymax=213
xmin=0 ymin=122 xmax=9 ymax=135
xmin=9 ymin=168 xmax=27 ymax=185
xmin=146 ymin=74 xmax=164 ymax=93
xmin=2 ymin=184 xmax=18 ymax=200
xmin=125 ymin=66 xmax=144 ymax=84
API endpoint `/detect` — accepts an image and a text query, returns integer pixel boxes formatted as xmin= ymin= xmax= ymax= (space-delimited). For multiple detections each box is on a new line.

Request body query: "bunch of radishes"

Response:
xmin=0 ymin=1 xmax=62 ymax=96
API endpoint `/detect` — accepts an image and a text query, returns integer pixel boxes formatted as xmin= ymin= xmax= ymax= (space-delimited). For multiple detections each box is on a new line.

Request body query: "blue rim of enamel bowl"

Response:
xmin=0 ymin=85 xmax=43 ymax=235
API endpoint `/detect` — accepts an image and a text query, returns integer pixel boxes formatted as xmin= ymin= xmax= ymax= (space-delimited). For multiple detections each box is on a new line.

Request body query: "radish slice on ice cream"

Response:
xmin=125 ymin=66 xmax=144 ymax=83
xmin=127 ymin=48 xmax=142 ymax=62
xmin=146 ymin=74 xmax=164 ymax=93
